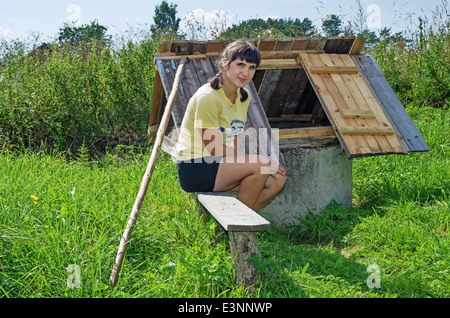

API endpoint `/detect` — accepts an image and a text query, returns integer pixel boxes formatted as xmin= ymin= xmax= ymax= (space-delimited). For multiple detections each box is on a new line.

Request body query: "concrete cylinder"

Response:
xmin=260 ymin=145 xmax=352 ymax=228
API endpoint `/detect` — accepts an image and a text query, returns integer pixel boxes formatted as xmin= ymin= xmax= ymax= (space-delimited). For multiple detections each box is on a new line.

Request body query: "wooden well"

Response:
xmin=148 ymin=37 xmax=429 ymax=226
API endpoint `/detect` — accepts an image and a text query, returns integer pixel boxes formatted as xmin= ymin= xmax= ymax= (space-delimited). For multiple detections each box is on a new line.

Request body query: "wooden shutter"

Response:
xmin=298 ymin=53 xmax=408 ymax=158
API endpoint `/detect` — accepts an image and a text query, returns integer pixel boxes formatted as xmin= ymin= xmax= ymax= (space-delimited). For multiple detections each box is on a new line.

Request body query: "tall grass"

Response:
xmin=0 ymin=148 xmax=244 ymax=297
xmin=368 ymin=5 xmax=449 ymax=108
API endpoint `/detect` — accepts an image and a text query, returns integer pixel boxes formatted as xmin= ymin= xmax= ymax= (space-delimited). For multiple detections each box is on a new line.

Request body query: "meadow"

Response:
xmin=0 ymin=11 xmax=449 ymax=298
xmin=0 ymin=106 xmax=448 ymax=298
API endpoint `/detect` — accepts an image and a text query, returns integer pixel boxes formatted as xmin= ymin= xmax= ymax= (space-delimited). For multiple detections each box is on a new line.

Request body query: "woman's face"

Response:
xmin=222 ymin=57 xmax=257 ymax=89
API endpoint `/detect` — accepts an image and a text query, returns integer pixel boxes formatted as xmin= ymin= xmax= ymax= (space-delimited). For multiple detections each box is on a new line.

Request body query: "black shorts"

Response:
xmin=176 ymin=156 xmax=222 ymax=192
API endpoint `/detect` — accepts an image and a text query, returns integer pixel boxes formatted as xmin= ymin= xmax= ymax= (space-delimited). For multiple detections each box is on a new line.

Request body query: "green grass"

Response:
xmin=0 ymin=7 xmax=448 ymax=298
xmin=1 ymin=106 xmax=449 ymax=298
xmin=0 ymin=147 xmax=247 ymax=297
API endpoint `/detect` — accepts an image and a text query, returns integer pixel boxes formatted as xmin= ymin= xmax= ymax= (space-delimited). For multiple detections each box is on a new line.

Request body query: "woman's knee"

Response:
xmin=271 ymin=173 xmax=287 ymax=192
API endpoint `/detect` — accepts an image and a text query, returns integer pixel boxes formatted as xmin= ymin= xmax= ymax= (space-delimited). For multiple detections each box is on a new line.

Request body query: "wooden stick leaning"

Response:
xmin=109 ymin=57 xmax=189 ymax=288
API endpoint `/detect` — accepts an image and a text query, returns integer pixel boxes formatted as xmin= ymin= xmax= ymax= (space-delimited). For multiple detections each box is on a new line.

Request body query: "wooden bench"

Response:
xmin=195 ymin=191 xmax=270 ymax=289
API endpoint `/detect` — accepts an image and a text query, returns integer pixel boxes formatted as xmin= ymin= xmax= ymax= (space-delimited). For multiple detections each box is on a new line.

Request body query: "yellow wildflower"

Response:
xmin=30 ymin=194 xmax=39 ymax=201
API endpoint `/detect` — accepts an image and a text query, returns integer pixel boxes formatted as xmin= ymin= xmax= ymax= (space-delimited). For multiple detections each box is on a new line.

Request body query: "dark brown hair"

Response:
xmin=208 ymin=40 xmax=261 ymax=102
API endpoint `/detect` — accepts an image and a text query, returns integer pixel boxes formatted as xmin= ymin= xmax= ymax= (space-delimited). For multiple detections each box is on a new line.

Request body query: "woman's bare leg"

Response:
xmin=213 ymin=154 xmax=270 ymax=209
xmin=252 ymin=173 xmax=286 ymax=211
xmin=213 ymin=154 xmax=285 ymax=211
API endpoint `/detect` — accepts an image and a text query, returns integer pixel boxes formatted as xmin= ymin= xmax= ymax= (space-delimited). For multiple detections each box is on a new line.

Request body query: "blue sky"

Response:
xmin=0 ymin=0 xmax=445 ymax=41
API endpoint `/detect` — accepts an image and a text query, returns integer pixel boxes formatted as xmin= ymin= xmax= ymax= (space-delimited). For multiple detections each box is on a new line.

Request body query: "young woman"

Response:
xmin=176 ymin=40 xmax=286 ymax=212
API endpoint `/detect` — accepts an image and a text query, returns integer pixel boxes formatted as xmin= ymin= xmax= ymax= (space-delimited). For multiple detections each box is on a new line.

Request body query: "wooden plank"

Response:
xmin=280 ymin=113 xmax=313 ymax=120
xmin=320 ymin=53 xmax=385 ymax=155
xmin=257 ymin=38 xmax=277 ymax=51
xmin=306 ymin=38 xmax=326 ymax=50
xmin=171 ymin=40 xmax=192 ymax=54
xmin=279 ymin=136 xmax=339 ymax=148
xmin=148 ymin=124 xmax=159 ymax=133
xmin=300 ymin=53 xmax=362 ymax=157
xmin=148 ymin=70 xmax=165 ymax=143
xmin=181 ymin=59 xmax=202 ymax=100
xmin=155 ymin=60 xmax=187 ymax=127
xmin=228 ymin=231 xmax=260 ymax=288
xmin=205 ymin=40 xmax=229 ymax=54
xmin=309 ymin=65 xmax=359 ymax=74
xmin=339 ymin=54 xmax=406 ymax=154
xmin=258 ymin=59 xmax=301 ymax=70
xmin=340 ymin=126 xmax=395 ymax=135
xmin=349 ymin=37 xmax=367 ymax=54
xmin=192 ymin=41 xmax=207 ymax=54
xmin=246 ymin=81 xmax=285 ymax=167
xmin=341 ymin=109 xmax=375 ymax=118
xmin=268 ymin=116 xmax=312 ymax=122
xmin=278 ymin=126 xmax=336 ymax=139
xmin=259 ymin=50 xmax=324 ymax=59
xmin=291 ymin=37 xmax=310 ymax=50
xmin=191 ymin=58 xmax=211 ymax=85
xmin=157 ymin=42 xmax=172 ymax=53
xmin=258 ymin=69 xmax=282 ymax=112
xmin=209 ymin=56 xmax=220 ymax=74
xmin=196 ymin=192 xmax=271 ymax=231
xmin=274 ymin=39 xmax=293 ymax=51
xmin=323 ymin=37 xmax=357 ymax=54
xmin=352 ymin=55 xmax=429 ymax=153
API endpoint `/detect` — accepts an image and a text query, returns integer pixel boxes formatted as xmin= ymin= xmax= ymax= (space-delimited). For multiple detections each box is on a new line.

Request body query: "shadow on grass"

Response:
xmin=247 ymin=203 xmax=375 ymax=297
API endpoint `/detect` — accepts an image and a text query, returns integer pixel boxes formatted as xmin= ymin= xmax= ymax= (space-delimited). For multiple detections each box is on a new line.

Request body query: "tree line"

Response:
xmin=56 ymin=1 xmax=407 ymax=50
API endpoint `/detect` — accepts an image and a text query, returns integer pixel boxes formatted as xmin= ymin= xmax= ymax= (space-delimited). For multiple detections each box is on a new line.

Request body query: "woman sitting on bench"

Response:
xmin=176 ymin=40 xmax=286 ymax=212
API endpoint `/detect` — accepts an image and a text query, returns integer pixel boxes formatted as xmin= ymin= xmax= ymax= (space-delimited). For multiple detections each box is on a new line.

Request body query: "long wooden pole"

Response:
xmin=109 ymin=57 xmax=189 ymax=288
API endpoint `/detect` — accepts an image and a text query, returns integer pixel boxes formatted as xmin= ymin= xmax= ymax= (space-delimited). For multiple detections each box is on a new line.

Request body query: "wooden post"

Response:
xmin=109 ymin=57 xmax=189 ymax=288
xmin=228 ymin=231 xmax=260 ymax=290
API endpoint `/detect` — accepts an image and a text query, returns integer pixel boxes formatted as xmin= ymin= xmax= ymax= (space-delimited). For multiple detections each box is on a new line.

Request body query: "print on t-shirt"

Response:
xmin=220 ymin=119 xmax=245 ymax=143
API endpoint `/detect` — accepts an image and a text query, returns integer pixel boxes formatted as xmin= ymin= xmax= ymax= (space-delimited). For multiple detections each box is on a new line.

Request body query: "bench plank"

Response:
xmin=196 ymin=192 xmax=271 ymax=232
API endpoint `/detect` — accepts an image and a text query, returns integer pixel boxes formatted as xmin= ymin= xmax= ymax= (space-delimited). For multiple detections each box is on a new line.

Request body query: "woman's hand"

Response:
xmin=270 ymin=160 xmax=286 ymax=177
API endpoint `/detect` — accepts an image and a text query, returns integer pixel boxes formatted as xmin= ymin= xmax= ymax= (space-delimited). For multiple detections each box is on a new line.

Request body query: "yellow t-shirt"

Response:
xmin=176 ymin=83 xmax=251 ymax=161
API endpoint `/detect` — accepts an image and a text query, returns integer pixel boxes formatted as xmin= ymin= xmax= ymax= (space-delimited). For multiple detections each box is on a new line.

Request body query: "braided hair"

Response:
xmin=208 ymin=40 xmax=261 ymax=102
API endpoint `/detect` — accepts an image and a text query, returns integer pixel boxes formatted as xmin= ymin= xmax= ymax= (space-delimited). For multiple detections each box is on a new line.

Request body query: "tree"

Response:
xmin=58 ymin=20 xmax=110 ymax=47
xmin=219 ymin=17 xmax=316 ymax=40
xmin=297 ymin=18 xmax=316 ymax=36
xmin=152 ymin=1 xmax=181 ymax=37
xmin=321 ymin=14 xmax=342 ymax=36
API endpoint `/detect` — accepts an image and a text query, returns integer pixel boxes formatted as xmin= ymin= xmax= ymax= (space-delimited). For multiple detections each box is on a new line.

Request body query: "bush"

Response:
xmin=0 ymin=35 xmax=158 ymax=156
